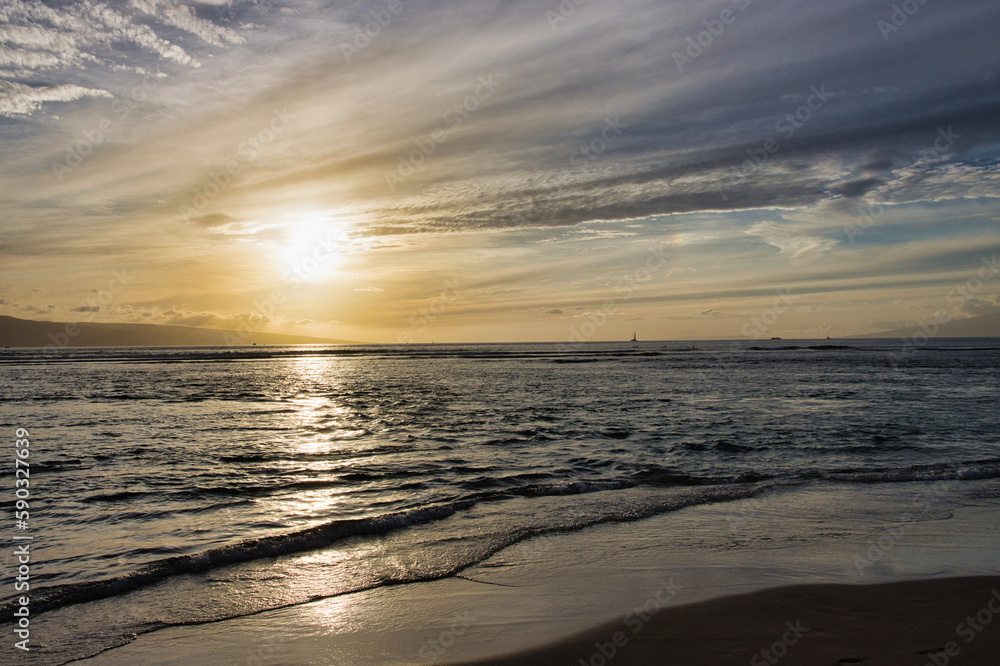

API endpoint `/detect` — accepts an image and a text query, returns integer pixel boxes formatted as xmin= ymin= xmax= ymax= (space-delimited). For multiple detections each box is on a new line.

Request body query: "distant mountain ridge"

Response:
xmin=850 ymin=312 xmax=1000 ymax=339
xmin=0 ymin=315 xmax=358 ymax=348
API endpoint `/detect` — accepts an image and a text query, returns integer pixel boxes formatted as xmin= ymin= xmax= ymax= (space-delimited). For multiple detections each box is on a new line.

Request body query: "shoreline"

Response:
xmin=77 ymin=574 xmax=1000 ymax=666
xmin=75 ymin=481 xmax=1000 ymax=665
xmin=451 ymin=576 xmax=1000 ymax=666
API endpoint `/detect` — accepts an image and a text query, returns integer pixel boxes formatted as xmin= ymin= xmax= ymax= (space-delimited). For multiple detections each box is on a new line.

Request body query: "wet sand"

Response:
xmin=76 ymin=486 xmax=1000 ymax=666
xmin=454 ymin=576 xmax=1000 ymax=666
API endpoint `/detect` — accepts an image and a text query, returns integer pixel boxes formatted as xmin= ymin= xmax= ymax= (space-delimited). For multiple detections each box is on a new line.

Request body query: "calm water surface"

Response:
xmin=1 ymin=339 xmax=998 ymax=663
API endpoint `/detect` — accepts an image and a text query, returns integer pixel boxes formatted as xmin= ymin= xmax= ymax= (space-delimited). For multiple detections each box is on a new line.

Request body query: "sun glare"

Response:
xmin=280 ymin=213 xmax=349 ymax=283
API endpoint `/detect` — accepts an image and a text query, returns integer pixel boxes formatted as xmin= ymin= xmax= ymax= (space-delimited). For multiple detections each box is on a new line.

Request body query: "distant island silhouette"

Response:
xmin=850 ymin=312 xmax=1000 ymax=339
xmin=2 ymin=311 xmax=998 ymax=348
xmin=0 ymin=315 xmax=358 ymax=348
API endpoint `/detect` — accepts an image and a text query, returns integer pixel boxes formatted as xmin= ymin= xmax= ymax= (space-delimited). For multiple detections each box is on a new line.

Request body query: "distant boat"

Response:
xmin=631 ymin=332 xmax=637 ymax=342
xmin=770 ymin=337 xmax=781 ymax=340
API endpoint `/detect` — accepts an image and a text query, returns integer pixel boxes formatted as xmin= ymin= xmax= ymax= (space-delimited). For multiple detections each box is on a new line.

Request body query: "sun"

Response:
xmin=279 ymin=214 xmax=349 ymax=282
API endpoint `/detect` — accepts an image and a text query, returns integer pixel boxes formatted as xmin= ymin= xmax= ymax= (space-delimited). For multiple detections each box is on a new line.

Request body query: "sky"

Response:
xmin=1 ymin=0 xmax=998 ymax=343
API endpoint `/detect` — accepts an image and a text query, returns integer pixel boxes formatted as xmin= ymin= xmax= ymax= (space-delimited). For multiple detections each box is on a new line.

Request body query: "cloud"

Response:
xmin=5 ymin=1 xmax=999 ymax=231
xmin=869 ymin=319 xmax=914 ymax=331
xmin=159 ymin=306 xmax=220 ymax=327
xmin=0 ymin=0 xmax=205 ymax=74
xmin=152 ymin=306 xmax=278 ymax=329
xmin=0 ymin=0 xmax=260 ymax=115
xmin=958 ymin=293 xmax=1000 ymax=317
xmin=866 ymin=163 xmax=1000 ymax=206
xmin=689 ymin=308 xmax=725 ymax=318
xmin=129 ymin=1 xmax=245 ymax=49
xmin=265 ymin=0 xmax=997 ymax=236
xmin=745 ymin=221 xmax=839 ymax=260
xmin=0 ymin=80 xmax=113 ymax=116
xmin=1 ymin=0 xmax=999 ymax=342
xmin=21 ymin=303 xmax=55 ymax=314
xmin=188 ymin=213 xmax=239 ymax=228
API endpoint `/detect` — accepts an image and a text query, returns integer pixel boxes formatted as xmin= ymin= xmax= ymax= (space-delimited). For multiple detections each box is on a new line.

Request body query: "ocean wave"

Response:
xmin=509 ymin=480 xmax=634 ymax=496
xmin=1 ymin=481 xmax=786 ymax=623
xmin=634 ymin=466 xmax=774 ymax=486
xmin=6 ymin=457 xmax=999 ymax=622
xmin=0 ymin=502 xmax=472 ymax=620
xmin=822 ymin=460 xmax=1000 ymax=484
xmin=0 ymin=477 xmax=772 ymax=617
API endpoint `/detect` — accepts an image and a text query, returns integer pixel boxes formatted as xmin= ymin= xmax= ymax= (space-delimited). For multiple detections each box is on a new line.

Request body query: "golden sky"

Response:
xmin=1 ymin=0 xmax=999 ymax=342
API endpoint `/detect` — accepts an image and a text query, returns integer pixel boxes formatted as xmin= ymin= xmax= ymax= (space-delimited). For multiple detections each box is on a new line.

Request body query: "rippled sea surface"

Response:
xmin=1 ymin=339 xmax=998 ymax=663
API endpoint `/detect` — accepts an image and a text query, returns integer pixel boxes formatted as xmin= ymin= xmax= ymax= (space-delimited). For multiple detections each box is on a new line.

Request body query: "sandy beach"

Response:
xmin=74 ymin=482 xmax=1000 ymax=665
xmin=455 ymin=576 xmax=1000 ymax=666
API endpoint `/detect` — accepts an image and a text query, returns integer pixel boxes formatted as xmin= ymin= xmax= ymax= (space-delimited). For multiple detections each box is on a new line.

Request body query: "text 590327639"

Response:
xmin=13 ymin=428 xmax=32 ymax=652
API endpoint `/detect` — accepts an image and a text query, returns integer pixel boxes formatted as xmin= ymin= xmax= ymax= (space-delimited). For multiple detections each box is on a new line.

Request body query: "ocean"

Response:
xmin=2 ymin=339 xmax=999 ymax=664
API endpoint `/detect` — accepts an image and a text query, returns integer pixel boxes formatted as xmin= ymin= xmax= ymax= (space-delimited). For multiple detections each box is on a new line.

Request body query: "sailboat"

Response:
xmin=630 ymin=332 xmax=637 ymax=342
